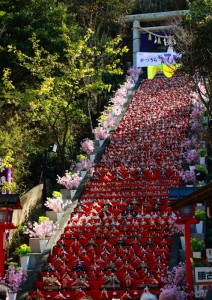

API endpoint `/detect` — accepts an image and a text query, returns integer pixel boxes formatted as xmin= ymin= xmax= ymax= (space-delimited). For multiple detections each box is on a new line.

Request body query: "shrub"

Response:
xmin=15 ymin=244 xmax=31 ymax=257
xmin=195 ymin=209 xmax=206 ymax=221
xmin=191 ymin=238 xmax=205 ymax=252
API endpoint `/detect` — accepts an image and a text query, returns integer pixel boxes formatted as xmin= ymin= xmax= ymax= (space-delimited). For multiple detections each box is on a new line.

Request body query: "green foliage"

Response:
xmin=192 ymin=260 xmax=206 ymax=267
xmin=191 ymin=237 xmax=205 ymax=251
xmin=1 ymin=181 xmax=17 ymax=193
xmin=5 ymin=30 xmax=127 ymax=174
xmin=38 ymin=216 xmax=49 ymax=224
xmin=198 ymin=148 xmax=207 ymax=157
xmin=195 ymin=209 xmax=206 ymax=221
xmin=6 ymin=262 xmax=19 ymax=269
xmin=77 ymin=154 xmax=87 ymax=161
xmin=201 ymin=120 xmax=208 ymax=127
xmin=67 ymin=0 xmax=135 ymax=39
xmin=183 ymin=0 xmax=212 ymax=69
xmin=0 ymin=116 xmax=35 ymax=194
xmin=15 ymin=244 xmax=31 ymax=257
xmin=176 ymin=0 xmax=212 ymax=117
xmin=173 ymin=0 xmax=212 ymax=149
xmin=0 ymin=150 xmax=16 ymax=194
xmin=133 ymin=0 xmax=187 ymax=13
xmin=8 ymin=225 xmax=28 ymax=257
xmin=0 ymin=150 xmax=14 ymax=171
xmin=195 ymin=165 xmax=208 ymax=174
xmin=0 ymin=0 xmax=130 ymax=191
xmin=0 ymin=0 xmax=76 ymax=54
xmin=202 ymin=110 xmax=208 ymax=117
xmin=52 ymin=191 xmax=62 ymax=199
xmin=25 ymin=204 xmax=45 ymax=224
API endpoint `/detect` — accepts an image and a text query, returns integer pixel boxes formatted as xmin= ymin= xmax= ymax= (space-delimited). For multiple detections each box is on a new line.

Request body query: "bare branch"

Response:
xmin=0 ymin=23 xmax=6 ymax=38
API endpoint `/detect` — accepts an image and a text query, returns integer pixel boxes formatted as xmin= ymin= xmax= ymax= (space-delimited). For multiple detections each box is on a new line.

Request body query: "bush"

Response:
xmin=15 ymin=244 xmax=31 ymax=257
xmin=198 ymin=148 xmax=207 ymax=157
xmin=195 ymin=209 xmax=206 ymax=221
xmin=191 ymin=238 xmax=205 ymax=252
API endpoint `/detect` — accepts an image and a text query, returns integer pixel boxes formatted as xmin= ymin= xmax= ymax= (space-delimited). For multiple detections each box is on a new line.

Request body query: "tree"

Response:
xmin=174 ymin=0 xmax=212 ymax=116
xmin=0 ymin=10 xmax=6 ymax=39
xmin=6 ymin=31 xmax=128 ymax=174
xmin=0 ymin=0 xmax=129 ymax=191
xmin=0 ymin=0 xmax=77 ymax=87
xmin=0 ymin=68 xmax=38 ymax=193
xmin=65 ymin=0 xmax=135 ymax=41
xmin=64 ymin=0 xmax=133 ymax=116
xmin=134 ymin=0 xmax=187 ymax=13
xmin=0 ymin=0 xmax=77 ymax=52
xmin=0 ymin=117 xmax=35 ymax=193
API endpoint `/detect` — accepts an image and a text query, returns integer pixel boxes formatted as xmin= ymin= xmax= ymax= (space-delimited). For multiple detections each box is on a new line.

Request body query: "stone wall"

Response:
xmin=10 ymin=184 xmax=43 ymax=238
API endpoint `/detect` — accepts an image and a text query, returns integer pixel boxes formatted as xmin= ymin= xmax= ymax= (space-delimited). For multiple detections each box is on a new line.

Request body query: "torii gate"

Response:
xmin=124 ymin=10 xmax=189 ymax=67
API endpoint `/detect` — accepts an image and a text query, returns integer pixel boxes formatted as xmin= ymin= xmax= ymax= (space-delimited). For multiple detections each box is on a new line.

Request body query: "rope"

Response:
xmin=132 ymin=26 xmax=174 ymax=40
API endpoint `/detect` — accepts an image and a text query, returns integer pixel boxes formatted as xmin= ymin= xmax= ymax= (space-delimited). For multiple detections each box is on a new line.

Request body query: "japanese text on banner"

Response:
xmin=136 ymin=52 xmax=182 ymax=67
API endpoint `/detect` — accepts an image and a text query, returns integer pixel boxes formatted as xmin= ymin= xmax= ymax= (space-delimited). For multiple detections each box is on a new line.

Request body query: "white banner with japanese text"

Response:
xmin=194 ymin=284 xmax=212 ymax=298
xmin=136 ymin=52 xmax=182 ymax=67
xmin=194 ymin=267 xmax=212 ymax=298
xmin=206 ymin=249 xmax=212 ymax=262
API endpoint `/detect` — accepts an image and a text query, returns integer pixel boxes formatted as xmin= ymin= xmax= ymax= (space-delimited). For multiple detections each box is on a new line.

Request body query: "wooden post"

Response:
xmin=178 ymin=217 xmax=200 ymax=298
xmin=124 ymin=10 xmax=190 ymax=68
xmin=133 ymin=20 xmax=140 ymax=67
xmin=0 ymin=226 xmax=5 ymax=277
xmin=124 ymin=10 xmax=190 ymax=23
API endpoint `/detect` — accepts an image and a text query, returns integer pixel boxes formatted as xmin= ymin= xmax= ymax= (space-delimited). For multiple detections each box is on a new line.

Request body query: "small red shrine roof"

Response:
xmin=170 ymin=183 xmax=212 ymax=215
xmin=0 ymin=194 xmax=22 ymax=209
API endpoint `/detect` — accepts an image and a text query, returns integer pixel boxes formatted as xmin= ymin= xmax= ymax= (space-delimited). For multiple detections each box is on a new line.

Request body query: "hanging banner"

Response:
xmin=194 ymin=267 xmax=212 ymax=298
xmin=136 ymin=52 xmax=182 ymax=67
xmin=194 ymin=267 xmax=212 ymax=283
xmin=206 ymin=249 xmax=212 ymax=263
xmin=0 ymin=166 xmax=12 ymax=193
xmin=194 ymin=284 xmax=212 ymax=298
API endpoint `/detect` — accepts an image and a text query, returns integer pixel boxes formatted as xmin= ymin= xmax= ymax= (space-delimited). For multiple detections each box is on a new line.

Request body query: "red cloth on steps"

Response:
xmin=29 ymin=77 xmax=192 ymax=299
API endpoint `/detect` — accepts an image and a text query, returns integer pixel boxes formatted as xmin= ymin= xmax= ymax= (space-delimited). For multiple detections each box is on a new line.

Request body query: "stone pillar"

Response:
xmin=133 ymin=20 xmax=140 ymax=68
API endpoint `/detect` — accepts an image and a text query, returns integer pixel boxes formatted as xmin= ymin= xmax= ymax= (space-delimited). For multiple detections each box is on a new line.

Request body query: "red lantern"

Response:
xmin=0 ymin=194 xmax=21 ymax=276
